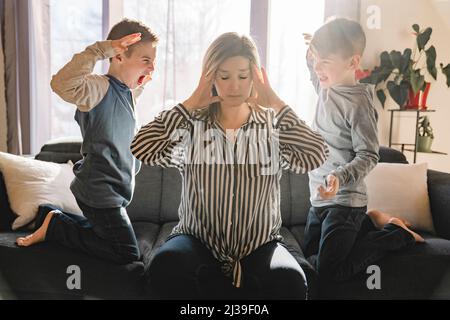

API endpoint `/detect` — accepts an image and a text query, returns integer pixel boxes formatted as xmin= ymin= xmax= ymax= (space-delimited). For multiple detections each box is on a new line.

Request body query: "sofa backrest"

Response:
xmin=29 ymin=142 xmax=409 ymax=227
xmin=129 ymin=165 xmax=312 ymax=226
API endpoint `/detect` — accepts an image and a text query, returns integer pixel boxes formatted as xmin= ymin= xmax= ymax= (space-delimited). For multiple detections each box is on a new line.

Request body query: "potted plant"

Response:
xmin=417 ymin=115 xmax=434 ymax=152
xmin=360 ymin=24 xmax=450 ymax=109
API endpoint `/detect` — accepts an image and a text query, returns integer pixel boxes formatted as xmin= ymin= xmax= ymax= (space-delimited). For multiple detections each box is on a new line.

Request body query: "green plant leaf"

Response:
xmin=376 ymin=89 xmax=387 ymax=108
xmin=425 ymin=46 xmax=437 ymax=80
xmin=401 ymin=49 xmax=412 ymax=73
xmin=417 ymin=27 xmax=432 ymax=51
xmin=410 ymin=69 xmax=425 ymax=94
xmin=412 ymin=24 xmax=420 ymax=33
xmin=380 ymin=51 xmax=393 ymax=69
xmin=441 ymin=63 xmax=450 ymax=87
xmin=387 ymin=80 xmax=409 ymax=107
xmin=389 ymin=50 xmax=403 ymax=70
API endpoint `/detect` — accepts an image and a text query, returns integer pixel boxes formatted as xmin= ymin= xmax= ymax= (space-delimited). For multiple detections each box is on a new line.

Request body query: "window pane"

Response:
xmin=124 ymin=0 xmax=251 ymax=125
xmin=50 ymin=0 xmax=103 ymax=139
xmin=268 ymin=0 xmax=325 ymax=125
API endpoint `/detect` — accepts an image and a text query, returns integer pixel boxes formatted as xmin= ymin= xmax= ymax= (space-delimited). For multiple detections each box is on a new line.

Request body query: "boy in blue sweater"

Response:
xmin=303 ymin=18 xmax=423 ymax=282
xmin=16 ymin=19 xmax=158 ymax=264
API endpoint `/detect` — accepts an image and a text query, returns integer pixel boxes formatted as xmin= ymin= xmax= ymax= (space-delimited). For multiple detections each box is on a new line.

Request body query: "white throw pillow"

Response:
xmin=365 ymin=162 xmax=434 ymax=233
xmin=0 ymin=152 xmax=83 ymax=230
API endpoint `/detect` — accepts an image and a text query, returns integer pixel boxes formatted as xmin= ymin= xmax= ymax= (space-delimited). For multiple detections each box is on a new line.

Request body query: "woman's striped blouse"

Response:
xmin=131 ymin=103 xmax=328 ymax=287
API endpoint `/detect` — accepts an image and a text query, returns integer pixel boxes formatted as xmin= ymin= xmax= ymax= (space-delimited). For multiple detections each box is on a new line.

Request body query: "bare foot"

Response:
xmin=388 ymin=217 xmax=425 ymax=243
xmin=367 ymin=209 xmax=412 ymax=229
xmin=16 ymin=211 xmax=55 ymax=247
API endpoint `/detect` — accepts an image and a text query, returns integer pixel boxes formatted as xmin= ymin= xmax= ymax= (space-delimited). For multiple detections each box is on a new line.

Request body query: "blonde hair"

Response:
xmin=198 ymin=32 xmax=262 ymax=120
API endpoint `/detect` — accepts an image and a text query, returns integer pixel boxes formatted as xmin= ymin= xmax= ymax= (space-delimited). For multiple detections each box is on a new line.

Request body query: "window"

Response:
xmin=29 ymin=0 xmax=324 ymax=153
xmin=49 ymin=0 xmax=103 ymax=139
xmin=124 ymin=0 xmax=251 ymax=125
xmin=268 ymin=0 xmax=325 ymax=125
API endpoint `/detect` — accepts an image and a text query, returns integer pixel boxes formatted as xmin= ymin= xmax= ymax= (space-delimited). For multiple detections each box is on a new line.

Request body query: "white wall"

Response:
xmin=360 ymin=0 xmax=450 ymax=173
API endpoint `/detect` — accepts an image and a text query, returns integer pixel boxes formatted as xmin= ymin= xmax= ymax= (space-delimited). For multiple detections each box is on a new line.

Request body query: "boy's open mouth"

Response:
xmin=137 ymin=75 xmax=146 ymax=85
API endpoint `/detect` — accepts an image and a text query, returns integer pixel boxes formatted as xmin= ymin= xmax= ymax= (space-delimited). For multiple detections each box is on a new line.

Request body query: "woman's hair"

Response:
xmin=199 ymin=32 xmax=262 ymax=120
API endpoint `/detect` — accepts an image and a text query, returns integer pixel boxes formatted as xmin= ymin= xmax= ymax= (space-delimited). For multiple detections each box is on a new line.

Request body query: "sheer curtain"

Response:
xmin=27 ymin=0 xmax=102 ymax=153
xmin=29 ymin=0 xmax=51 ymax=153
xmin=24 ymin=0 xmax=328 ymax=151
xmin=268 ymin=0 xmax=325 ymax=125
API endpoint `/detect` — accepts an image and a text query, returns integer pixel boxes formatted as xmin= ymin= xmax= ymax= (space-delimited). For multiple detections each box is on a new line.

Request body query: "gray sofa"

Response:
xmin=1 ymin=141 xmax=450 ymax=299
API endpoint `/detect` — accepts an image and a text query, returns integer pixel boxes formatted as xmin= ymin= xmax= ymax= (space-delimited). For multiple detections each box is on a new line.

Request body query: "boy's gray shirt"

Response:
xmin=307 ymin=56 xmax=380 ymax=208
xmin=51 ymin=41 xmax=144 ymax=208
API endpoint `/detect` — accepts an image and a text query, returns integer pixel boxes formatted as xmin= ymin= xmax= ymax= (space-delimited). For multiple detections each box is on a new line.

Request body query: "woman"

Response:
xmin=131 ymin=32 xmax=328 ymax=299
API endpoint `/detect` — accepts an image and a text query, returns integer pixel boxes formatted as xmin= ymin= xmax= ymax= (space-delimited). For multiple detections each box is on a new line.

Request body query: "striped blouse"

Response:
xmin=131 ymin=103 xmax=328 ymax=287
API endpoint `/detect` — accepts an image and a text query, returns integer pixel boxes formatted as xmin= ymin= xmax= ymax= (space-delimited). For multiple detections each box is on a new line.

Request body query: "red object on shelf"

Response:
xmin=405 ymin=82 xmax=431 ymax=109
xmin=355 ymin=69 xmax=371 ymax=81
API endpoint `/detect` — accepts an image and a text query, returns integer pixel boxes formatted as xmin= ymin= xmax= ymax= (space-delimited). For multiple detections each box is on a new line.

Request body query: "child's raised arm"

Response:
xmin=302 ymin=33 xmax=321 ymax=94
xmin=50 ymin=33 xmax=141 ymax=112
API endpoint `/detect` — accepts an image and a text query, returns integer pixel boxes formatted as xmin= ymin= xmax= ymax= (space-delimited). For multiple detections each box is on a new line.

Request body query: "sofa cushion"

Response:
xmin=35 ymin=138 xmax=83 ymax=164
xmin=0 ymin=152 xmax=83 ymax=230
xmin=365 ymin=162 xmax=434 ymax=233
xmin=319 ymin=232 xmax=450 ymax=299
xmin=0 ymin=172 xmax=15 ymax=231
xmin=160 ymin=168 xmax=182 ymax=223
xmin=289 ymin=172 xmax=311 ymax=226
xmin=0 ymin=221 xmax=160 ymax=299
xmin=379 ymin=146 xmax=408 ymax=164
xmin=127 ymin=165 xmax=162 ymax=224
xmin=427 ymin=170 xmax=450 ymax=240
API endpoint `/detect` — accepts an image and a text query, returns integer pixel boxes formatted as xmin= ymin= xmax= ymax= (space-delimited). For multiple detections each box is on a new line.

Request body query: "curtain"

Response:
xmin=124 ymin=0 xmax=252 ymax=126
xmin=268 ymin=0 xmax=325 ymax=125
xmin=0 ymin=1 xmax=7 ymax=152
xmin=29 ymin=0 xmax=51 ymax=153
xmin=3 ymin=0 xmax=31 ymax=155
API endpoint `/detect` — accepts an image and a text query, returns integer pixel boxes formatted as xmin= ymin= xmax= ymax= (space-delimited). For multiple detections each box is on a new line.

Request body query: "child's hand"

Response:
xmin=302 ymin=33 xmax=314 ymax=60
xmin=317 ymin=174 xmax=339 ymax=200
xmin=302 ymin=33 xmax=312 ymax=45
xmin=247 ymin=64 xmax=285 ymax=112
xmin=111 ymin=33 xmax=142 ymax=55
xmin=182 ymin=70 xmax=223 ymax=111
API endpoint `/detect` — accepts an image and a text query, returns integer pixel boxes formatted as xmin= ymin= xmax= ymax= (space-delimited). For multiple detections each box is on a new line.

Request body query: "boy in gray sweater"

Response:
xmin=16 ymin=19 xmax=158 ymax=264
xmin=303 ymin=18 xmax=423 ymax=282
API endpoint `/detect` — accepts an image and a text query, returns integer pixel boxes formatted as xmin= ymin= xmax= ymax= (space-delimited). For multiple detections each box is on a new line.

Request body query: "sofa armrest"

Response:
xmin=427 ymin=169 xmax=450 ymax=239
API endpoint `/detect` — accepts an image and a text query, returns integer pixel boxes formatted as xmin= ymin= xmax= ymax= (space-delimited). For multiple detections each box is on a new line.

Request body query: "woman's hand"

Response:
xmin=316 ymin=174 xmax=340 ymax=200
xmin=111 ymin=33 xmax=142 ymax=55
xmin=247 ymin=64 xmax=286 ymax=112
xmin=182 ymin=70 xmax=223 ymax=111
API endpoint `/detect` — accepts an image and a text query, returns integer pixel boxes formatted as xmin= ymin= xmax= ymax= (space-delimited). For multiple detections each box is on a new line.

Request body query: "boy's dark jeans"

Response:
xmin=39 ymin=200 xmax=140 ymax=264
xmin=303 ymin=205 xmax=415 ymax=282
xmin=146 ymin=234 xmax=308 ymax=300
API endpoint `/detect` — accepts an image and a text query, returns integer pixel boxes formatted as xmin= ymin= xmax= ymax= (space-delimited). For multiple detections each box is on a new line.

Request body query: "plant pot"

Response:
xmin=417 ymin=136 xmax=433 ymax=152
xmin=406 ymin=82 xmax=431 ymax=109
